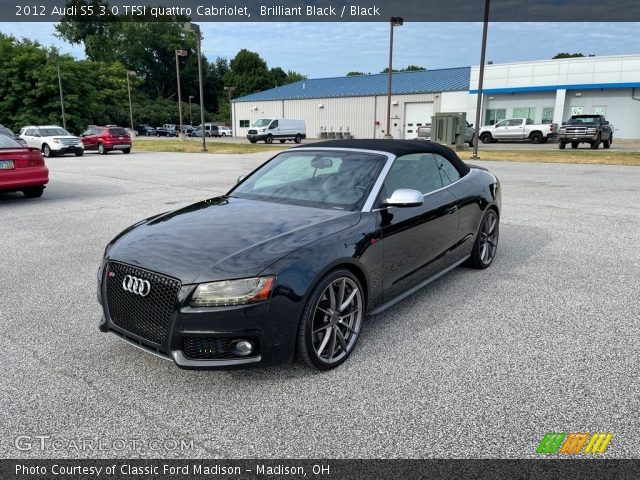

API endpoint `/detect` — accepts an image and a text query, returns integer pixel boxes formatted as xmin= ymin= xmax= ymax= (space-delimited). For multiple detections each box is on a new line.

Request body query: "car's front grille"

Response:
xmin=60 ymin=138 xmax=80 ymax=146
xmin=248 ymin=129 xmax=257 ymax=134
xmin=565 ymin=126 xmax=588 ymax=135
xmin=105 ymin=262 xmax=181 ymax=345
xmin=182 ymin=337 xmax=260 ymax=360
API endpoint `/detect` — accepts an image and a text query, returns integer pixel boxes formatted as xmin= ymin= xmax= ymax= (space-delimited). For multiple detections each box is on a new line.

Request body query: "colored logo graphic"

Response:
xmin=537 ymin=432 xmax=613 ymax=455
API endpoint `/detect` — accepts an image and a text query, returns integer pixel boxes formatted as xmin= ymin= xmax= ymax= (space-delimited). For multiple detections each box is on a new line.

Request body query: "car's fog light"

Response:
xmin=234 ymin=340 xmax=253 ymax=357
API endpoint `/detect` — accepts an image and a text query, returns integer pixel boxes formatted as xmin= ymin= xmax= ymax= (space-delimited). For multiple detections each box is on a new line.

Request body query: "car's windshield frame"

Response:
xmin=38 ymin=127 xmax=72 ymax=136
xmin=229 ymin=148 xmax=392 ymax=212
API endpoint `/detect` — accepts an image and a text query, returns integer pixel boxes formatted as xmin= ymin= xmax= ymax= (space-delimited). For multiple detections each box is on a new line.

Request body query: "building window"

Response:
xmin=592 ymin=106 xmax=607 ymax=116
xmin=570 ymin=106 xmax=584 ymax=115
xmin=542 ymin=107 xmax=554 ymax=124
xmin=239 ymin=120 xmax=250 ymax=128
xmin=513 ymin=107 xmax=536 ymax=123
xmin=485 ymin=108 xmax=506 ymax=125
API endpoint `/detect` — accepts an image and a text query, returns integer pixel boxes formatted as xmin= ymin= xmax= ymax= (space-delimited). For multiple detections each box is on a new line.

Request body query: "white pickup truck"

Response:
xmin=479 ymin=118 xmax=557 ymax=144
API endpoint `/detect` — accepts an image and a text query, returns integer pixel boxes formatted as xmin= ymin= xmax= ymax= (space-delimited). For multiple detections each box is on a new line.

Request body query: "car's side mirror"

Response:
xmin=385 ymin=189 xmax=424 ymax=208
xmin=237 ymin=175 xmax=245 ymax=184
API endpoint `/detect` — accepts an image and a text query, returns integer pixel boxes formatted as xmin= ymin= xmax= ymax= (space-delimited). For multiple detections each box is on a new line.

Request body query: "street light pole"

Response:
xmin=385 ymin=17 xmax=403 ymax=139
xmin=48 ymin=52 xmax=66 ymax=130
xmin=175 ymin=49 xmax=188 ymax=141
xmin=184 ymin=22 xmax=207 ymax=151
xmin=188 ymin=95 xmax=194 ymax=126
xmin=224 ymin=86 xmax=235 ymax=136
xmin=126 ymin=70 xmax=136 ymax=134
xmin=472 ymin=0 xmax=491 ymax=159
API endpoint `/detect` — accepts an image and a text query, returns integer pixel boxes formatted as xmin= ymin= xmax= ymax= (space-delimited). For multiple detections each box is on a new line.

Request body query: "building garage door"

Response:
xmin=404 ymin=102 xmax=434 ymax=139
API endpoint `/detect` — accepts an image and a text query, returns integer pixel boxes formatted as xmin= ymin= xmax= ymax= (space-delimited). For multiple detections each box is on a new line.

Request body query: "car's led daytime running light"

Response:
xmin=190 ymin=276 xmax=275 ymax=307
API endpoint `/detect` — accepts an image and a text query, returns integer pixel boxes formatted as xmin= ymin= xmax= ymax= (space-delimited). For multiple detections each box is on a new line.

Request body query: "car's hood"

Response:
xmin=107 ymin=196 xmax=360 ymax=284
xmin=49 ymin=135 xmax=80 ymax=140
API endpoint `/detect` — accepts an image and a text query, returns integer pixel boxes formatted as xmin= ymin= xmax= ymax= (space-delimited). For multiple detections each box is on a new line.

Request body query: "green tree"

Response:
xmin=346 ymin=71 xmax=368 ymax=76
xmin=380 ymin=65 xmax=426 ymax=73
xmin=552 ymin=53 xmax=595 ymax=59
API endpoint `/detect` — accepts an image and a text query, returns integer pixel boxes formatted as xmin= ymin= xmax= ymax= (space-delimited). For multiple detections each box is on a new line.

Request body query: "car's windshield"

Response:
xmin=0 ymin=134 xmax=22 ymax=148
xmin=230 ymin=150 xmax=387 ymax=211
xmin=39 ymin=128 xmax=71 ymax=136
xmin=567 ymin=116 xmax=600 ymax=124
xmin=0 ymin=127 xmax=15 ymax=137
xmin=252 ymin=119 xmax=272 ymax=127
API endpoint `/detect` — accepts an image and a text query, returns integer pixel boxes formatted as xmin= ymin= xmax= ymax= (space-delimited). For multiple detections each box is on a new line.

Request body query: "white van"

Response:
xmin=247 ymin=118 xmax=306 ymax=144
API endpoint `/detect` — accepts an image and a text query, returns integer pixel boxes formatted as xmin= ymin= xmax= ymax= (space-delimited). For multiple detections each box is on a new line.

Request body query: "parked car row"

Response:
xmin=135 ymin=123 xmax=233 ymax=138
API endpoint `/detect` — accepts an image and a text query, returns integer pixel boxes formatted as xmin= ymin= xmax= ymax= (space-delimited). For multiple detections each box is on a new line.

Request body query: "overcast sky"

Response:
xmin=2 ymin=22 xmax=639 ymax=77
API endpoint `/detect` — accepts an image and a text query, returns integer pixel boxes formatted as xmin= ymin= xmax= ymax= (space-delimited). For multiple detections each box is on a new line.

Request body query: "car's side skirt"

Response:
xmin=368 ymin=254 xmax=470 ymax=316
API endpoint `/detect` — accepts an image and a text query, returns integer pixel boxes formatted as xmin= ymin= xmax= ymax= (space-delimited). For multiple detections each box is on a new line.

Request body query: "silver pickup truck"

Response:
xmin=415 ymin=121 xmax=475 ymax=146
xmin=479 ymin=118 xmax=557 ymax=144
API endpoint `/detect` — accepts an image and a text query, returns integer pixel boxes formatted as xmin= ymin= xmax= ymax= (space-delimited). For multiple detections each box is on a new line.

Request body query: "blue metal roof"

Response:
xmin=233 ymin=67 xmax=471 ymax=102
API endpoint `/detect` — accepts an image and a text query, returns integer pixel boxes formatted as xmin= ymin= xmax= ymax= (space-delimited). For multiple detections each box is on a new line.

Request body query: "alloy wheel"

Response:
xmin=311 ymin=277 xmax=363 ymax=365
xmin=479 ymin=210 xmax=499 ymax=265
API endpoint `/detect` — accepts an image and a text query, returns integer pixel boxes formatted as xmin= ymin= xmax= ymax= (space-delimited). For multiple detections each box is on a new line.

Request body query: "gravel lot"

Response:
xmin=1 ymin=150 xmax=638 ymax=459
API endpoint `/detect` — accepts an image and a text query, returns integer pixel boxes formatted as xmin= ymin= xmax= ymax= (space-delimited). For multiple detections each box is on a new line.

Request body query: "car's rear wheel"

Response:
xmin=42 ymin=144 xmax=52 ymax=157
xmin=23 ymin=186 xmax=44 ymax=198
xmin=530 ymin=132 xmax=543 ymax=144
xmin=98 ymin=143 xmax=108 ymax=155
xmin=297 ymin=270 xmax=364 ymax=370
xmin=294 ymin=134 xmax=302 ymax=144
xmin=480 ymin=132 xmax=493 ymax=144
xmin=468 ymin=209 xmax=499 ymax=269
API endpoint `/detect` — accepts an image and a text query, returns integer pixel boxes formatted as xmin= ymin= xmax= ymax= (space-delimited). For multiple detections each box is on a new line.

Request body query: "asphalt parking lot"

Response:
xmin=1 ymin=150 xmax=639 ymax=459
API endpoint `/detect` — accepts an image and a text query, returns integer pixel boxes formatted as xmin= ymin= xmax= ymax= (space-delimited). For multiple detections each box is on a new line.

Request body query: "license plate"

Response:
xmin=0 ymin=160 xmax=14 ymax=170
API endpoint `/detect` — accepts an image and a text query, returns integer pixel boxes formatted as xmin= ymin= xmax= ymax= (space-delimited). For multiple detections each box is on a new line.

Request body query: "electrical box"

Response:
xmin=430 ymin=112 xmax=467 ymax=149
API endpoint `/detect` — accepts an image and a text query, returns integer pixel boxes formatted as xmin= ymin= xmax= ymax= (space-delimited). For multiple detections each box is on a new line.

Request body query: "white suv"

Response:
xmin=19 ymin=125 xmax=84 ymax=157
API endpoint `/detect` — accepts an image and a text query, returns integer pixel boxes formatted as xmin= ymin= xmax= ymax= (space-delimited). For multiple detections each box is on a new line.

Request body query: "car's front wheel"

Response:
xmin=42 ymin=144 xmax=52 ymax=157
xmin=468 ymin=209 xmax=499 ymax=269
xmin=480 ymin=132 xmax=493 ymax=144
xmin=297 ymin=269 xmax=365 ymax=370
xmin=98 ymin=143 xmax=108 ymax=155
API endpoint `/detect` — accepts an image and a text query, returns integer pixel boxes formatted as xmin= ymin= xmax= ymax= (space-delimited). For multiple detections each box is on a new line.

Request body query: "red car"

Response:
xmin=81 ymin=125 xmax=132 ymax=155
xmin=0 ymin=135 xmax=49 ymax=198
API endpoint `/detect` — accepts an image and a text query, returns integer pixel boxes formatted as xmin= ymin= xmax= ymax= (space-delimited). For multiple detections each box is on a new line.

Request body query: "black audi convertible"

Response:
xmin=98 ymin=140 xmax=501 ymax=370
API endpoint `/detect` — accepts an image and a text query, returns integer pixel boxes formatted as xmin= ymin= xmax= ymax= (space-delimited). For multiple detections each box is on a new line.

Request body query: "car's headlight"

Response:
xmin=190 ymin=276 xmax=275 ymax=307
xmin=52 ymin=139 xmax=60 ymax=144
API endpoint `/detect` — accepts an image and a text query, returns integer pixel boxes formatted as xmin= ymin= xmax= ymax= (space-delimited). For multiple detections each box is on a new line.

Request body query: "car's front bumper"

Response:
xmin=97 ymin=262 xmax=299 ymax=369
xmin=52 ymin=146 xmax=84 ymax=155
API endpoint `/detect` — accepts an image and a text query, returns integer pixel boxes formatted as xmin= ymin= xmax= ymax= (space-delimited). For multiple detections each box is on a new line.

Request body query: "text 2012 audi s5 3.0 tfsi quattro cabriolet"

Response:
xmin=98 ymin=140 xmax=501 ymax=370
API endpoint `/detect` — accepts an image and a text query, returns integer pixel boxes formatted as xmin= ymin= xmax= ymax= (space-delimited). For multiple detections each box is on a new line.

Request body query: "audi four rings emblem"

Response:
xmin=122 ymin=275 xmax=151 ymax=297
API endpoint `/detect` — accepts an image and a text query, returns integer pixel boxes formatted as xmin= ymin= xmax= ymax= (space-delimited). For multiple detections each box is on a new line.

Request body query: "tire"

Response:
xmin=221 ymin=133 xmax=226 ymax=137
xmin=467 ymin=135 xmax=475 ymax=147
xmin=467 ymin=209 xmax=499 ymax=269
xmin=42 ymin=144 xmax=52 ymax=158
xmin=265 ymin=135 xmax=273 ymax=144
xmin=294 ymin=134 xmax=302 ymax=144
xmin=23 ymin=186 xmax=44 ymax=198
xmin=98 ymin=143 xmax=108 ymax=155
xmin=529 ymin=132 xmax=543 ymax=144
xmin=603 ymin=135 xmax=611 ymax=149
xmin=591 ymin=134 xmax=601 ymax=150
xmin=279 ymin=139 xmax=286 ymax=143
xmin=297 ymin=269 xmax=365 ymax=370
xmin=249 ymin=139 xmax=257 ymax=144
xmin=75 ymin=151 xmax=84 ymax=157
xmin=571 ymin=141 xmax=579 ymax=149
xmin=559 ymin=142 xmax=566 ymax=150
xmin=480 ymin=132 xmax=493 ymax=144
xmin=123 ymin=148 xmax=131 ymax=154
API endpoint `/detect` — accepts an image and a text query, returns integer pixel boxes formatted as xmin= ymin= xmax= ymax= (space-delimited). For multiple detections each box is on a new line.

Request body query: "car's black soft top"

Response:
xmin=295 ymin=139 xmax=470 ymax=176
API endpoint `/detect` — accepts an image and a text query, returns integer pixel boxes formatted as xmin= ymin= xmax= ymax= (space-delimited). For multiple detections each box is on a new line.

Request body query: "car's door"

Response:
xmin=269 ymin=120 xmax=279 ymax=138
xmin=505 ymin=118 xmax=525 ymax=140
xmin=492 ymin=119 xmax=510 ymax=140
xmin=81 ymin=127 xmax=96 ymax=150
xmin=376 ymin=153 xmax=460 ymax=301
xmin=22 ymin=128 xmax=41 ymax=148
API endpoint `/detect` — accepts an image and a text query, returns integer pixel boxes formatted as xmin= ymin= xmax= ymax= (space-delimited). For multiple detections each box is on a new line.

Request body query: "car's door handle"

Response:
xmin=445 ymin=205 xmax=458 ymax=215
